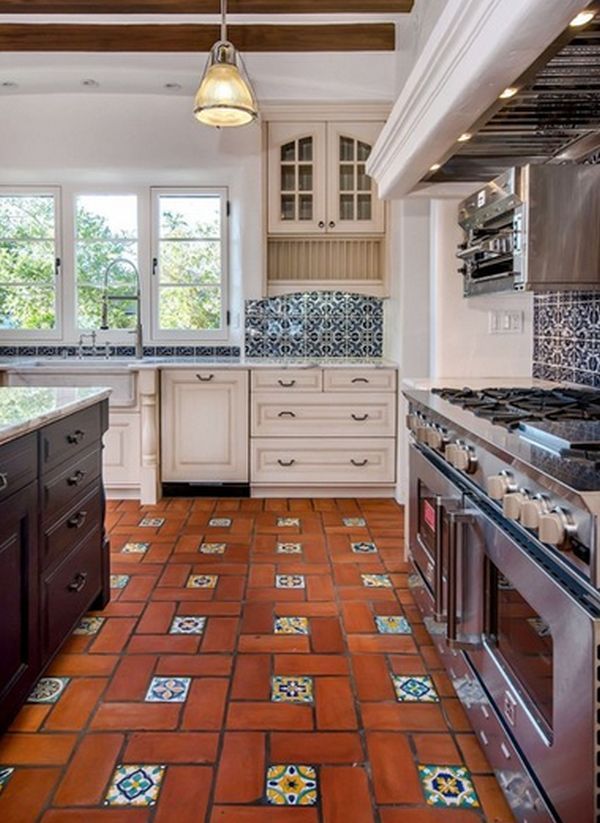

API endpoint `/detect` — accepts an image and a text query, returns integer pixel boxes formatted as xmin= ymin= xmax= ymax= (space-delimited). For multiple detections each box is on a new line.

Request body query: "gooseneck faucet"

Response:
xmin=100 ymin=258 xmax=144 ymax=359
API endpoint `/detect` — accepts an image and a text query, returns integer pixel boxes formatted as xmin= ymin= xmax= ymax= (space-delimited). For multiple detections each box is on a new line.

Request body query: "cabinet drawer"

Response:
xmin=251 ymin=392 xmax=396 ymax=437
xmin=251 ymin=437 xmax=395 ymax=484
xmin=323 ymin=369 xmax=397 ymax=392
xmin=42 ymin=483 xmax=103 ymax=570
xmin=252 ymin=370 xmax=322 ymax=393
xmin=42 ymin=448 xmax=102 ymax=520
xmin=41 ymin=528 xmax=102 ymax=658
xmin=0 ymin=433 xmax=37 ymax=503
xmin=41 ymin=405 xmax=102 ymax=472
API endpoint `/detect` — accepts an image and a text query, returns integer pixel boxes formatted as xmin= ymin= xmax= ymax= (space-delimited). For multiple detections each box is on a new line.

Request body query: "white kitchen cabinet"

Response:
xmin=161 ymin=369 xmax=249 ymax=483
xmin=103 ymin=412 xmax=141 ymax=492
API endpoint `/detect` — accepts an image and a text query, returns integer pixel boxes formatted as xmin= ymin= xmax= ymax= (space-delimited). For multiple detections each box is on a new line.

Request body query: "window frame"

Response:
xmin=0 ymin=185 xmax=62 ymax=340
xmin=150 ymin=187 xmax=230 ymax=343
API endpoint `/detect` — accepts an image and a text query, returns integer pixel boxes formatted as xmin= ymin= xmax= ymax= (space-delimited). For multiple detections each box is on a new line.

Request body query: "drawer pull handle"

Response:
xmin=351 ymin=377 xmax=370 ymax=384
xmin=351 ymin=413 xmax=369 ymax=421
xmin=278 ymin=411 xmax=296 ymax=418
xmin=68 ymin=511 xmax=88 ymax=529
xmin=351 ymin=458 xmax=369 ymax=467
xmin=278 ymin=379 xmax=296 ymax=387
xmin=0 ymin=473 xmax=7 ymax=491
xmin=68 ymin=572 xmax=88 ymax=593
xmin=196 ymin=373 xmax=214 ymax=382
xmin=67 ymin=470 xmax=86 ymax=487
xmin=67 ymin=429 xmax=85 ymax=445
xmin=277 ymin=459 xmax=296 ymax=467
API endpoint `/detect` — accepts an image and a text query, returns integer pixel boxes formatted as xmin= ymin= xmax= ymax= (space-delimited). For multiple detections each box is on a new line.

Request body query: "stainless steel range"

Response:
xmin=403 ymin=383 xmax=600 ymax=823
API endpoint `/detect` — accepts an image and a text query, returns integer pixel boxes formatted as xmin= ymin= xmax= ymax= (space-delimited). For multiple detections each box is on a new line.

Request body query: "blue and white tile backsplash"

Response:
xmin=245 ymin=291 xmax=383 ymax=358
xmin=533 ymin=291 xmax=600 ymax=387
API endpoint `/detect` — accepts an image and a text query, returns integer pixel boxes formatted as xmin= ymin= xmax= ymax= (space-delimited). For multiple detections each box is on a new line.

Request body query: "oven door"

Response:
xmin=468 ymin=504 xmax=600 ymax=822
xmin=408 ymin=444 xmax=483 ymax=645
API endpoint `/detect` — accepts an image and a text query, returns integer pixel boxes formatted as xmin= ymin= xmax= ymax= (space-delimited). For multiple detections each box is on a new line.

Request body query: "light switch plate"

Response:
xmin=489 ymin=310 xmax=524 ymax=335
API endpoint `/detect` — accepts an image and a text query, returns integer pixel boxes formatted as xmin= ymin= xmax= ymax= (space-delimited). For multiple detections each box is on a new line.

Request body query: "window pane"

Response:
xmin=76 ymin=195 xmax=137 ymax=239
xmin=78 ymin=286 xmax=137 ymax=331
xmin=0 ymin=195 xmax=54 ymax=239
xmin=0 ymin=285 xmax=55 ymax=329
xmin=159 ymin=240 xmax=221 ymax=285
xmin=0 ymin=240 xmax=55 ymax=284
xmin=159 ymin=195 xmax=221 ymax=239
xmin=77 ymin=241 xmax=138 ymax=287
xmin=159 ymin=286 xmax=221 ymax=330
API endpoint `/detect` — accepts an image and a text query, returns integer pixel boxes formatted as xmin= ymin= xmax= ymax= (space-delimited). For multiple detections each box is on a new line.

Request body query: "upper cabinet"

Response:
xmin=268 ymin=121 xmax=384 ymax=235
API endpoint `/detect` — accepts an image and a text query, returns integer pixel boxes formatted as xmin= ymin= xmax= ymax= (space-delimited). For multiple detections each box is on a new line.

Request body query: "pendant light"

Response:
xmin=193 ymin=0 xmax=258 ymax=127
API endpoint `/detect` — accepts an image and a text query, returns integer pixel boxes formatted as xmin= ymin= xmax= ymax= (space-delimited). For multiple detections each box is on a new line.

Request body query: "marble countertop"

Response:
xmin=0 ymin=386 xmax=111 ymax=446
xmin=402 ymin=376 xmax=558 ymax=391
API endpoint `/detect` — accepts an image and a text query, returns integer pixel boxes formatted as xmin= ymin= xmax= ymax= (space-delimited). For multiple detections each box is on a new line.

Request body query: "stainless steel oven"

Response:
xmin=409 ymin=442 xmax=600 ymax=823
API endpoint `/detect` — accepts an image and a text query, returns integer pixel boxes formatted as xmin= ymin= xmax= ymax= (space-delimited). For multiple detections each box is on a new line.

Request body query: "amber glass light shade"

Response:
xmin=193 ymin=41 xmax=258 ymax=127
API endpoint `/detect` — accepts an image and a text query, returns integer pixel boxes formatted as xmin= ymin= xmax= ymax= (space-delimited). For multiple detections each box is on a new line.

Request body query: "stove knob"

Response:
xmin=447 ymin=443 xmax=477 ymax=473
xmin=415 ymin=423 xmax=431 ymax=444
xmin=444 ymin=443 xmax=460 ymax=464
xmin=539 ymin=508 xmax=575 ymax=547
xmin=503 ymin=491 xmax=528 ymax=521
xmin=406 ymin=413 xmax=421 ymax=433
xmin=521 ymin=496 xmax=551 ymax=531
xmin=426 ymin=426 xmax=448 ymax=451
xmin=487 ymin=472 xmax=516 ymax=501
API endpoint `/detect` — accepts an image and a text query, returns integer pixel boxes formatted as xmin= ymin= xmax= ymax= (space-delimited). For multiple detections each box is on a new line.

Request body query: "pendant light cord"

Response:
xmin=221 ymin=0 xmax=227 ymax=42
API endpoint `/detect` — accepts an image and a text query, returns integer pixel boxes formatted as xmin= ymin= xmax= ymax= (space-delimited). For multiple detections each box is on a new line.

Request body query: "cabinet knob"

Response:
xmin=68 ymin=511 xmax=88 ymax=529
xmin=328 ymin=220 xmax=336 ymax=229
xmin=67 ymin=470 xmax=86 ymax=487
xmin=67 ymin=429 xmax=85 ymax=445
xmin=68 ymin=572 xmax=88 ymax=593
xmin=0 ymin=472 xmax=7 ymax=491
xmin=318 ymin=220 xmax=325 ymax=229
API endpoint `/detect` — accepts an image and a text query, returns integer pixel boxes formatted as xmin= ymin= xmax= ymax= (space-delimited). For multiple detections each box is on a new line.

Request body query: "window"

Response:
xmin=152 ymin=188 xmax=228 ymax=339
xmin=76 ymin=194 xmax=139 ymax=331
xmin=0 ymin=189 xmax=60 ymax=334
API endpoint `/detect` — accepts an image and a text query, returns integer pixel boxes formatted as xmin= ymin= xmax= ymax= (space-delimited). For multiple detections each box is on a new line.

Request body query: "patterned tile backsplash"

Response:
xmin=533 ymin=291 xmax=600 ymax=387
xmin=244 ymin=291 xmax=383 ymax=358
xmin=0 ymin=345 xmax=241 ymax=359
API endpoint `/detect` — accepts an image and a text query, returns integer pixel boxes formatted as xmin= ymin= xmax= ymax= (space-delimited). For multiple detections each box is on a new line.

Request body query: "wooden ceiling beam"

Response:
xmin=0 ymin=0 xmax=413 ymax=13
xmin=0 ymin=22 xmax=396 ymax=51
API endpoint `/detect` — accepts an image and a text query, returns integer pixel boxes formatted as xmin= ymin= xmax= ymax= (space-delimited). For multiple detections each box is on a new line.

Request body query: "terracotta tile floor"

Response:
xmin=0 ymin=497 xmax=515 ymax=822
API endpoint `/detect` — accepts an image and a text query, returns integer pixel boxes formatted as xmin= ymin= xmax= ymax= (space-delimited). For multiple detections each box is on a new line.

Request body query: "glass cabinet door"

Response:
xmin=268 ymin=123 xmax=327 ymax=234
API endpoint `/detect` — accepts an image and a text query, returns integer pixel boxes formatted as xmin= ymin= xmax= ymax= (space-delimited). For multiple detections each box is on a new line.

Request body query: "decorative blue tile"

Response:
xmin=145 ymin=676 xmax=191 ymax=703
xmin=418 ymin=764 xmax=480 ymax=809
xmin=392 ymin=674 xmax=439 ymax=702
xmin=277 ymin=517 xmax=300 ymax=527
xmin=186 ymin=574 xmax=218 ymax=589
xmin=28 ymin=677 xmax=70 ymax=703
xmin=122 ymin=542 xmax=150 ymax=554
xmin=0 ymin=767 xmax=14 ymax=794
xmin=274 ymin=616 xmax=309 ymax=635
xmin=199 ymin=542 xmax=226 ymax=554
xmin=375 ymin=615 xmax=412 ymax=634
xmin=139 ymin=517 xmax=164 ymax=527
xmin=110 ymin=574 xmax=130 ymax=589
xmin=275 ymin=574 xmax=305 ymax=589
xmin=265 ymin=765 xmax=318 ymax=806
xmin=343 ymin=517 xmax=366 ymax=527
xmin=351 ymin=541 xmax=377 ymax=554
xmin=361 ymin=573 xmax=392 ymax=588
xmin=276 ymin=542 xmax=302 ymax=554
xmin=209 ymin=517 xmax=232 ymax=527
xmin=271 ymin=676 xmax=314 ymax=704
xmin=104 ymin=764 xmax=166 ymax=806
xmin=170 ymin=615 xmax=207 ymax=635
xmin=74 ymin=615 xmax=106 ymax=635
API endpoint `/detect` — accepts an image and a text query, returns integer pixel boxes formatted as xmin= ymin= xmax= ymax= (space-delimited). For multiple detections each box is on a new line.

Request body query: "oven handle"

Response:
xmin=447 ymin=508 xmax=481 ymax=649
xmin=433 ymin=496 xmax=445 ymax=621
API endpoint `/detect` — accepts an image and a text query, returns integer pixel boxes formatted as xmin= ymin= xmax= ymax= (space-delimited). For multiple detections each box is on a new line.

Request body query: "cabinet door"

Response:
xmin=326 ymin=121 xmax=385 ymax=234
xmin=103 ymin=412 xmax=141 ymax=490
xmin=161 ymin=370 xmax=249 ymax=482
xmin=0 ymin=483 xmax=39 ymax=730
xmin=268 ymin=122 xmax=327 ymax=234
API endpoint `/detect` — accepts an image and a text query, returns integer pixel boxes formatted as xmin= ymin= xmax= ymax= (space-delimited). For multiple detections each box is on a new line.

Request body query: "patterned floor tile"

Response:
xmin=139 ymin=518 xmax=164 ymax=528
xmin=274 ymin=616 xmax=309 ymax=635
xmin=104 ymin=764 xmax=166 ymax=807
xmin=169 ymin=615 xmax=207 ymax=635
xmin=375 ymin=615 xmax=412 ymax=634
xmin=351 ymin=541 xmax=377 ymax=553
xmin=343 ymin=517 xmax=366 ymax=527
xmin=418 ymin=764 xmax=480 ymax=809
xmin=392 ymin=675 xmax=439 ymax=703
xmin=276 ymin=542 xmax=303 ymax=554
xmin=27 ymin=677 xmax=70 ymax=704
xmin=275 ymin=574 xmax=306 ymax=589
xmin=271 ymin=676 xmax=314 ymax=704
xmin=145 ymin=677 xmax=191 ymax=703
xmin=121 ymin=542 xmax=150 ymax=554
xmin=186 ymin=574 xmax=218 ymax=589
xmin=73 ymin=615 xmax=106 ymax=635
xmin=265 ymin=765 xmax=318 ymax=806
xmin=0 ymin=767 xmax=14 ymax=794
xmin=110 ymin=574 xmax=130 ymax=589
xmin=277 ymin=517 xmax=301 ymax=527
xmin=199 ymin=543 xmax=226 ymax=554
xmin=209 ymin=518 xmax=231 ymax=527
xmin=361 ymin=573 xmax=392 ymax=588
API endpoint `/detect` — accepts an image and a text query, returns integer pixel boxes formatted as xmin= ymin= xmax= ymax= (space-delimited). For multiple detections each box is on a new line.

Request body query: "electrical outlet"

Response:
xmin=489 ymin=310 xmax=524 ymax=335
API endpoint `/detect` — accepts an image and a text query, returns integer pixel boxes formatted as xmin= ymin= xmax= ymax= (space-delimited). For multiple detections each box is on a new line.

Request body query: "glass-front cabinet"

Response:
xmin=267 ymin=120 xmax=384 ymax=235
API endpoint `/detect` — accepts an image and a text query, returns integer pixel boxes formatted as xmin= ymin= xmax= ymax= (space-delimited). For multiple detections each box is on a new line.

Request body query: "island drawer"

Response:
xmin=41 ymin=526 xmax=102 ymax=657
xmin=41 ymin=404 xmax=102 ymax=473
xmin=251 ymin=392 xmax=396 ymax=438
xmin=41 ymin=448 xmax=102 ymax=521
xmin=0 ymin=433 xmax=37 ymax=504
xmin=252 ymin=370 xmax=323 ymax=392
xmin=251 ymin=437 xmax=396 ymax=484
xmin=323 ymin=368 xmax=397 ymax=392
xmin=42 ymin=482 xmax=103 ymax=570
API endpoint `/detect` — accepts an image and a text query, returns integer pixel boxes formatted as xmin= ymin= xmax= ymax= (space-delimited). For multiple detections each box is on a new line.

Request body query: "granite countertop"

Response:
xmin=401 ymin=376 xmax=559 ymax=391
xmin=0 ymin=386 xmax=111 ymax=446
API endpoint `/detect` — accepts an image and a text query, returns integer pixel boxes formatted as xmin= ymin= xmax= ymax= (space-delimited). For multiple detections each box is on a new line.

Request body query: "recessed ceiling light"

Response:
xmin=164 ymin=82 xmax=182 ymax=90
xmin=1 ymin=81 xmax=18 ymax=88
xmin=457 ymin=132 xmax=472 ymax=143
xmin=81 ymin=79 xmax=100 ymax=87
xmin=499 ymin=86 xmax=519 ymax=99
xmin=570 ymin=10 xmax=595 ymax=27
xmin=429 ymin=163 xmax=442 ymax=171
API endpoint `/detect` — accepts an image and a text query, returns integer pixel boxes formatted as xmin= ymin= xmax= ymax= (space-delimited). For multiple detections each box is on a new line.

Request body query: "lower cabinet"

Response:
xmin=161 ymin=369 xmax=249 ymax=483
xmin=103 ymin=411 xmax=142 ymax=492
